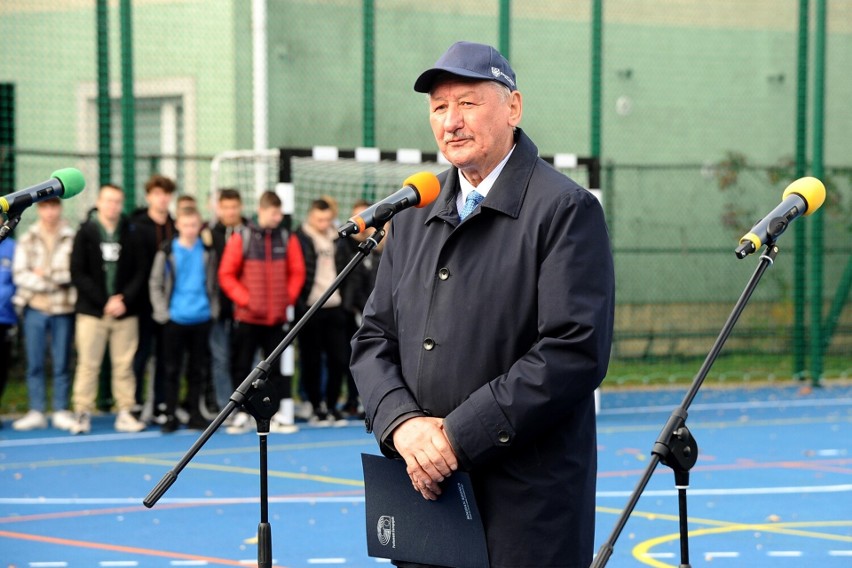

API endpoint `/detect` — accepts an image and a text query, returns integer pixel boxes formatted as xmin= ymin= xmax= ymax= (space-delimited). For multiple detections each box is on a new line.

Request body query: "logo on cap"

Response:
xmin=491 ymin=66 xmax=516 ymax=88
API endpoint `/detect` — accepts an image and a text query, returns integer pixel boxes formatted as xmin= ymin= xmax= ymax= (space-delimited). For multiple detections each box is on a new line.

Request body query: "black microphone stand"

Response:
xmin=144 ymin=228 xmax=386 ymax=568
xmin=591 ymin=241 xmax=781 ymax=568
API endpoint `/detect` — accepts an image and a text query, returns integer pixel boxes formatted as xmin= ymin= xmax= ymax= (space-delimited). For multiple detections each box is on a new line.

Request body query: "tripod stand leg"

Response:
xmin=675 ymin=470 xmax=691 ymax=568
xmin=258 ymin=421 xmax=272 ymax=568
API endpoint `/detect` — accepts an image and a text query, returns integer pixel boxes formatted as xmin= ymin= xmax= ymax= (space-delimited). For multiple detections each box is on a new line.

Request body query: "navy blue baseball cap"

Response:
xmin=414 ymin=41 xmax=517 ymax=93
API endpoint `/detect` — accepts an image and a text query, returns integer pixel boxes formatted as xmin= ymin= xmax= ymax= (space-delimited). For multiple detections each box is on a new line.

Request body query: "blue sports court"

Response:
xmin=1 ymin=382 xmax=850 ymax=567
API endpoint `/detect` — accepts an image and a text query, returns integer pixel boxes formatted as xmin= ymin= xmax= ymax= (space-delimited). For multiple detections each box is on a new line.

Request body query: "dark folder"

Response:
xmin=361 ymin=453 xmax=489 ymax=568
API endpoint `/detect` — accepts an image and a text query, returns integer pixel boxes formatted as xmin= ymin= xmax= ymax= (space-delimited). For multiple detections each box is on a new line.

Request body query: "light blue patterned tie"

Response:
xmin=459 ymin=190 xmax=484 ymax=221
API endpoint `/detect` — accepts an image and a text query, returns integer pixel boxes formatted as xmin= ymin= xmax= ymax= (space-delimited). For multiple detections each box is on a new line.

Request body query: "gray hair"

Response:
xmin=425 ymin=78 xmax=514 ymax=103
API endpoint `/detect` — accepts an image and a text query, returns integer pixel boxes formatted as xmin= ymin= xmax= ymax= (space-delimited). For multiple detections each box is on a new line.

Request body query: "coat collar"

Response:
xmin=425 ymin=127 xmax=539 ymax=226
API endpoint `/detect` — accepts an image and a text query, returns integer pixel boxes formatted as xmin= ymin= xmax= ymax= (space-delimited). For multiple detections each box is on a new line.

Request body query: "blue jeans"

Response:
xmin=23 ymin=307 xmax=74 ymax=412
xmin=209 ymin=318 xmax=234 ymax=409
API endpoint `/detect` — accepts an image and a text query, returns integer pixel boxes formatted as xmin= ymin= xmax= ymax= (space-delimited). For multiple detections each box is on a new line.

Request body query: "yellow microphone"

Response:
xmin=735 ymin=176 xmax=826 ymax=259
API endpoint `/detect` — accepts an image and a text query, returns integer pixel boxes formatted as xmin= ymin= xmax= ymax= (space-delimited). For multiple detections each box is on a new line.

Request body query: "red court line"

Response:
xmin=0 ymin=529 xmax=287 ymax=567
xmin=0 ymin=501 xmax=210 ymax=524
xmin=792 ymin=463 xmax=852 ymax=475
xmin=0 ymin=489 xmax=366 ymax=524
xmin=599 ymin=457 xmax=852 ymax=478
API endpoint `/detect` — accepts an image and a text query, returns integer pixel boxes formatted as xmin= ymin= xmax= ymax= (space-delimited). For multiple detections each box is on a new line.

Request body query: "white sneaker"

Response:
xmin=270 ymin=411 xmax=299 ymax=434
xmin=225 ymin=411 xmax=254 ymax=434
xmin=329 ymin=411 xmax=349 ymax=428
xmin=51 ymin=410 xmax=76 ymax=431
xmin=12 ymin=410 xmax=48 ymax=431
xmin=114 ymin=410 xmax=146 ymax=433
xmin=308 ymin=412 xmax=332 ymax=427
xmin=69 ymin=412 xmax=91 ymax=435
xmin=295 ymin=401 xmax=314 ymax=421
xmin=175 ymin=406 xmax=190 ymax=425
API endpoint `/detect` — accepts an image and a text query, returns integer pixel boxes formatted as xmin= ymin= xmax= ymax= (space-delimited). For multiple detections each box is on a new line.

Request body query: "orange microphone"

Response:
xmin=338 ymin=171 xmax=441 ymax=237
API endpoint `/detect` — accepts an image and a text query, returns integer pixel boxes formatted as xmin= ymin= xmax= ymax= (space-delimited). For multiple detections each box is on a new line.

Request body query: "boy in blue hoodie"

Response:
xmin=149 ymin=206 xmax=219 ymax=433
xmin=0 ymin=235 xmax=16 ymax=426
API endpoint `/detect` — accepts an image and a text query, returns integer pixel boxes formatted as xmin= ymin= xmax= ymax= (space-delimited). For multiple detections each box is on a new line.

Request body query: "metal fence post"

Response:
xmin=809 ymin=0 xmax=827 ymax=386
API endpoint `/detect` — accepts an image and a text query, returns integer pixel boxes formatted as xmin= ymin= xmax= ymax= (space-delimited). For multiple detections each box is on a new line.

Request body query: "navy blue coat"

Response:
xmin=351 ymin=129 xmax=615 ymax=567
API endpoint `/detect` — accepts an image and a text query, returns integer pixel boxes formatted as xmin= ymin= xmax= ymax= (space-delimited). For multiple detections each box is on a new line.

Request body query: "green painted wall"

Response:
xmin=3 ymin=2 xmax=850 ymax=170
xmin=0 ymin=1 xmax=246 ymax=187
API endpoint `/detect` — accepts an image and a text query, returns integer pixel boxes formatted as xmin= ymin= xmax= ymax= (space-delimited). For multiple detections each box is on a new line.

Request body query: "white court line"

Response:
xmin=706 ymin=552 xmax=740 ymax=558
xmin=2 ymin=398 xmax=847 ymax=447
xmin=2 ymin=484 xmax=850 ymax=506
xmin=600 ymin=397 xmax=852 ymax=416
xmin=643 ymin=552 xmax=675 ymax=558
xmin=170 ymin=562 xmax=209 ymax=566
xmin=829 ymin=550 xmax=852 ymax=556
xmin=307 ymin=559 xmax=347 ymax=564
xmin=29 ymin=563 xmax=68 ymax=568
xmin=0 ymin=431 xmax=166 ymax=448
xmin=767 ymin=551 xmax=803 ymax=557
xmin=99 ymin=562 xmax=139 ymax=567
xmin=816 ymin=449 xmax=847 ymax=456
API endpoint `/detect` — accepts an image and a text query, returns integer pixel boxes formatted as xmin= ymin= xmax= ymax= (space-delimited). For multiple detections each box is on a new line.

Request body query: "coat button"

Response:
xmin=497 ymin=430 xmax=510 ymax=444
xmin=438 ymin=268 xmax=450 ymax=280
xmin=423 ymin=338 xmax=435 ymax=351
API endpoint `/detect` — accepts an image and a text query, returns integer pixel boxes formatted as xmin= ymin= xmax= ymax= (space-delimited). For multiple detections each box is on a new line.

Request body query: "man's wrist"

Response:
xmin=381 ymin=411 xmax=427 ymax=455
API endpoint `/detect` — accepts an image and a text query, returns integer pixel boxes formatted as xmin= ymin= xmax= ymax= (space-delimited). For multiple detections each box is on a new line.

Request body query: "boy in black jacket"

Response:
xmin=130 ymin=174 xmax=176 ymax=423
xmin=69 ymin=184 xmax=147 ymax=434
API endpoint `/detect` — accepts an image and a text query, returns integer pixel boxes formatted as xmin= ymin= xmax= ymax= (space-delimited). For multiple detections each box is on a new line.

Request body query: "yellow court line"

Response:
xmin=596 ymin=505 xmax=741 ymax=528
xmin=117 ymin=456 xmax=365 ymax=487
xmin=596 ymin=505 xmax=852 ymax=567
xmin=0 ymin=456 xmax=123 ymax=470
xmin=632 ymin=521 xmax=852 ymax=568
xmin=0 ymin=437 xmax=374 ymax=470
xmin=622 ymin=513 xmax=852 ymax=568
xmin=147 ymin=437 xmax=374 ymax=459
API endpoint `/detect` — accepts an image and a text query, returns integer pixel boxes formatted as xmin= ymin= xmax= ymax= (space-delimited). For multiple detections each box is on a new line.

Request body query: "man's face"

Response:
xmin=429 ymin=79 xmax=522 ymax=182
xmin=306 ymin=207 xmax=334 ymax=234
xmin=218 ymin=197 xmax=243 ymax=227
xmin=37 ymin=201 xmax=62 ymax=225
xmin=146 ymin=186 xmax=173 ymax=214
xmin=96 ymin=186 xmax=125 ymax=224
xmin=257 ymin=204 xmax=283 ymax=229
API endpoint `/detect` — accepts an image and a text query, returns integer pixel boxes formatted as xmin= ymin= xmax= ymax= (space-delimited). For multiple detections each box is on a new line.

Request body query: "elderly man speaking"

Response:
xmin=351 ymin=41 xmax=615 ymax=568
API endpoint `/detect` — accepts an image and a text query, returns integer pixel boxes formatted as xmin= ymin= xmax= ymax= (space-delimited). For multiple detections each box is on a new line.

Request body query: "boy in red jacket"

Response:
xmin=218 ymin=191 xmax=306 ymax=433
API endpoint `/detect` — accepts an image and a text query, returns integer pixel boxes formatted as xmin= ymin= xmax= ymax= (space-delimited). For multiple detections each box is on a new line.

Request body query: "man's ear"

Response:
xmin=508 ymin=91 xmax=523 ymax=127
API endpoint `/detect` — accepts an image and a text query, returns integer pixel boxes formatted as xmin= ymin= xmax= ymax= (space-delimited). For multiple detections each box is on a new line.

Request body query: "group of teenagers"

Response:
xmin=2 ymin=173 xmax=381 ymax=435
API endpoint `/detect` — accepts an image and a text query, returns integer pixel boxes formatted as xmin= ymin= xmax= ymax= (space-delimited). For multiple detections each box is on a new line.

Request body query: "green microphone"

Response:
xmin=0 ymin=167 xmax=86 ymax=216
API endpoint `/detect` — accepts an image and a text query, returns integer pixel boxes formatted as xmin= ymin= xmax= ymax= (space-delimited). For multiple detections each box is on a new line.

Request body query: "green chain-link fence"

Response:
xmin=0 ymin=0 xmax=849 ymax=387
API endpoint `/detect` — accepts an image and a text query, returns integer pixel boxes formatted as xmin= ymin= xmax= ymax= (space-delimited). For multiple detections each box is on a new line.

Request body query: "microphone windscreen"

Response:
xmin=403 ymin=171 xmax=441 ymax=208
xmin=52 ymin=168 xmax=86 ymax=199
xmin=783 ymin=176 xmax=825 ymax=216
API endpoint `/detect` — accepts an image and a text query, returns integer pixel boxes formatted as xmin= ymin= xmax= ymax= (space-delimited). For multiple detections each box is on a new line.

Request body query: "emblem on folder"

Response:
xmin=377 ymin=515 xmax=395 ymax=547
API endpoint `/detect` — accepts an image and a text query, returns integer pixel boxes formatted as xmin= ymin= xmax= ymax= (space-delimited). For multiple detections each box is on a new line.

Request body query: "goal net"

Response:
xmin=209 ymin=146 xmax=596 ymax=227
